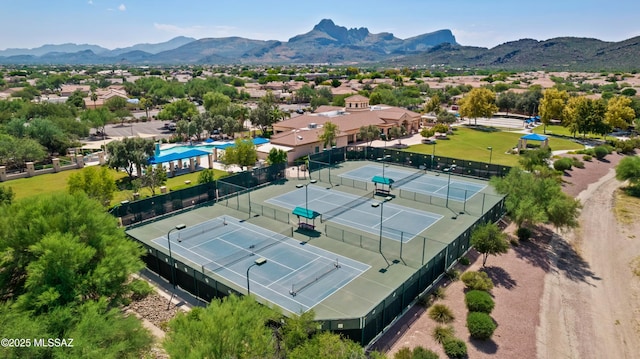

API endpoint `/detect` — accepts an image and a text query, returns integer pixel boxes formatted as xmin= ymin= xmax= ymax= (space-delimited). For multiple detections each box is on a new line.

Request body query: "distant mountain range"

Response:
xmin=1 ymin=19 xmax=639 ymax=71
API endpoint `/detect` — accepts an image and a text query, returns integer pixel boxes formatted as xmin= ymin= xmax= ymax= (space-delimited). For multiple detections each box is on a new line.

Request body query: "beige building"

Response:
xmin=269 ymin=95 xmax=421 ymax=163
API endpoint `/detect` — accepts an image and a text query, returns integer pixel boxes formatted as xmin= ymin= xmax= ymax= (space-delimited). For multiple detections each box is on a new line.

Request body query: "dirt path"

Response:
xmin=537 ymin=169 xmax=640 ymax=359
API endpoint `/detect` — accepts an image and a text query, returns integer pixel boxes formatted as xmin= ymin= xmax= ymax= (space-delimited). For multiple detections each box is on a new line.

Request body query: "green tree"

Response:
xmin=491 ymin=167 xmax=581 ymax=231
xmin=496 ymin=91 xmax=518 ymax=115
xmin=539 ymin=88 xmax=568 ymax=133
xmin=0 ymin=134 xmax=47 ymax=170
xmin=0 ymin=193 xmax=145 ymax=311
xmin=220 ymin=138 xmax=258 ymax=168
xmin=250 ymin=92 xmax=280 ymax=135
xmin=459 ymin=88 xmax=498 ymax=125
xmin=164 ymin=295 xmax=279 ymax=359
xmin=388 ymin=125 xmax=406 ymax=145
xmin=90 ymin=91 xmax=98 ymax=109
xmin=0 ymin=186 xmax=15 ymax=206
xmin=26 ymin=117 xmax=70 ymax=155
xmin=203 ymin=91 xmax=231 ymax=114
xmin=470 ymin=222 xmax=509 ymax=267
xmin=105 ymin=96 xmax=130 ymax=126
xmin=60 ymin=298 xmax=153 ymax=359
xmin=66 ymin=89 xmax=86 ymax=108
xmin=358 ymin=125 xmax=381 ymax=146
xmin=141 ymin=164 xmax=167 ymax=196
xmin=423 ymin=94 xmax=441 ymax=114
xmin=288 ymin=331 xmax=366 ymax=359
xmin=139 ymin=97 xmax=153 ymax=119
xmin=605 ymin=96 xmax=636 ymax=130
xmin=319 ymin=121 xmax=339 ymax=149
xmin=81 ymin=107 xmax=113 ymax=139
xmin=106 ymin=137 xmax=155 ymax=178
xmin=266 ymin=147 xmax=288 ymax=165
xmin=67 ymin=166 xmax=117 ymax=206
xmin=616 ymin=156 xmax=640 ymax=190
xmin=158 ymin=98 xmax=198 ymax=122
xmin=197 ymin=169 xmax=216 ymax=184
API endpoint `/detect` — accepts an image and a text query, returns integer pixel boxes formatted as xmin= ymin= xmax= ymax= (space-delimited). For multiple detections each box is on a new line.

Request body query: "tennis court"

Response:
xmin=266 ymin=185 xmax=442 ymax=242
xmin=340 ymin=165 xmax=486 ymax=202
xmin=152 ymin=216 xmax=369 ymax=314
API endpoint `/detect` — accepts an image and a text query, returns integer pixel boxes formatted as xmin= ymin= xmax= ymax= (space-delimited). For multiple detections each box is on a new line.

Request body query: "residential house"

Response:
xmin=269 ymin=95 xmax=421 ymax=163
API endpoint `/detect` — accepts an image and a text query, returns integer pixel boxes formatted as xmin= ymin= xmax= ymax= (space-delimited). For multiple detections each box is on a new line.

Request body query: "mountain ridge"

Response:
xmin=1 ymin=19 xmax=639 ymax=70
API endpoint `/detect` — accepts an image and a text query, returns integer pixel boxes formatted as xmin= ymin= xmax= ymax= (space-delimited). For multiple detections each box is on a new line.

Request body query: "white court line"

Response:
xmin=267 ymin=257 xmax=323 ymax=288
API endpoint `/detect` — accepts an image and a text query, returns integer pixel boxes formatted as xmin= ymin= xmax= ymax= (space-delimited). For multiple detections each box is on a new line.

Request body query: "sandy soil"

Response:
xmin=380 ymin=153 xmax=640 ymax=358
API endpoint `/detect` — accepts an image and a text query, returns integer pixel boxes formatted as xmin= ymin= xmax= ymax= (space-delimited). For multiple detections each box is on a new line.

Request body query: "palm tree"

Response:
xmin=90 ymin=91 xmax=98 ymax=109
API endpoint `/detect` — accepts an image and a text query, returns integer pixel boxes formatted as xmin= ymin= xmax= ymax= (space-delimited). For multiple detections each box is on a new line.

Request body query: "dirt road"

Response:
xmin=537 ymin=169 xmax=640 ymax=359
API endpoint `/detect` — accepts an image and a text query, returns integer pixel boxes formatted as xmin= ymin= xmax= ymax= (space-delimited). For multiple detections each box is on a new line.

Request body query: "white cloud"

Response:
xmin=153 ymin=23 xmax=240 ymax=39
xmin=118 ymin=4 xmax=126 ymax=11
xmin=87 ymin=0 xmax=93 ymax=4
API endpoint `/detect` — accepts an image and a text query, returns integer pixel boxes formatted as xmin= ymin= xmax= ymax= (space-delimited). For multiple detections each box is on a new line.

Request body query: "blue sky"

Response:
xmin=2 ymin=0 xmax=639 ymax=50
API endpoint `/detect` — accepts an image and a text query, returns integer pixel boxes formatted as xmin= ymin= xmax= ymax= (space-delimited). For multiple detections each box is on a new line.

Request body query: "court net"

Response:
xmin=289 ymin=259 xmax=341 ymax=296
xmin=392 ymin=170 xmax=424 ymax=188
xmin=203 ymin=227 xmax=293 ymax=272
xmin=174 ymin=217 xmax=228 ymax=242
xmin=320 ymin=191 xmax=374 ymax=223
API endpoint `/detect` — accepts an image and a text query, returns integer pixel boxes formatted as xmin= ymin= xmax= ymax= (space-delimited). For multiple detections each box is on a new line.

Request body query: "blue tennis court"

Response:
xmin=266 ymin=186 xmax=442 ymax=242
xmin=340 ymin=165 xmax=486 ymax=202
xmin=152 ymin=216 xmax=369 ymax=314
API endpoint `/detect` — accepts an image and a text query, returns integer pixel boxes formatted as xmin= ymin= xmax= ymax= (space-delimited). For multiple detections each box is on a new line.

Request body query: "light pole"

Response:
xmin=372 ymin=197 xmax=392 ymax=266
xmin=296 ymin=179 xmax=318 ymax=214
xmin=247 ymin=257 xmax=267 ymax=296
xmin=167 ymin=223 xmax=186 ymax=309
xmin=432 ymin=143 xmax=437 ymax=170
xmin=377 ymin=154 xmax=391 ymax=179
xmin=487 ymin=146 xmax=493 ymax=165
xmin=444 ymin=165 xmax=457 ymax=208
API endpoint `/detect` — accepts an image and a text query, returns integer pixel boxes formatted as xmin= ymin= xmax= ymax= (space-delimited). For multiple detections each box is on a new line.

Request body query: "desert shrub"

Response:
xmin=467 ymin=312 xmax=497 ymax=339
xmin=582 ymin=154 xmax=592 ymax=161
xmin=129 ymin=278 xmax=154 ymax=300
xmin=442 ymin=337 xmax=467 ymax=358
xmin=428 ymin=304 xmax=455 ymax=323
xmin=394 ymin=347 xmax=413 ymax=359
xmin=417 ymin=294 xmax=433 ymax=308
xmin=432 ymin=325 xmax=455 ymax=344
xmin=459 ymin=257 xmax=470 ymax=266
xmin=553 ymin=157 xmax=573 ymax=171
xmin=411 ymin=346 xmax=439 ymax=359
xmin=571 ymin=157 xmax=585 ymax=169
xmin=517 ymin=227 xmax=532 ymax=241
xmin=460 ymin=271 xmax=494 ymax=292
xmin=594 ymin=145 xmax=610 ymax=160
xmin=446 ymin=268 xmax=460 ymax=281
xmin=432 ymin=287 xmax=447 ymax=300
xmin=465 ymin=290 xmax=495 ymax=313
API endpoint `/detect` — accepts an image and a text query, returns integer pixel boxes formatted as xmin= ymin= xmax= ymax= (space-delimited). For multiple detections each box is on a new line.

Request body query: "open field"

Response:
xmin=1 ymin=167 xmax=227 ymax=204
xmin=408 ymin=127 xmax=583 ymax=167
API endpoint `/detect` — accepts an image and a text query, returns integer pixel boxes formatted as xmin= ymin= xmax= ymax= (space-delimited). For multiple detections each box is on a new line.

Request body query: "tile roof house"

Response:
xmin=269 ymin=95 xmax=421 ymax=163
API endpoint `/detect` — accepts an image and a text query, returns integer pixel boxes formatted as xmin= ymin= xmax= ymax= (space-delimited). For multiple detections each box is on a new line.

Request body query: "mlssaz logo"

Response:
xmin=34 ymin=338 xmax=74 ymax=347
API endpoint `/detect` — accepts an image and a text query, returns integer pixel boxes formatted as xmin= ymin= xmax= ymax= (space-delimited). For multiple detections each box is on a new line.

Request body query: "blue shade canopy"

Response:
xmin=521 ymin=133 xmax=548 ymax=141
xmin=148 ymin=149 xmax=210 ymax=164
xmin=292 ymin=207 xmax=321 ymax=219
xmin=372 ymin=176 xmax=394 ymax=185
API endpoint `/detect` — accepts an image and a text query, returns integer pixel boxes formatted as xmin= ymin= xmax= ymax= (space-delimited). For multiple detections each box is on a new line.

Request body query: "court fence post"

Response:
xmin=422 ymin=237 xmax=426 ymax=265
xmin=399 ymin=232 xmax=404 ymax=263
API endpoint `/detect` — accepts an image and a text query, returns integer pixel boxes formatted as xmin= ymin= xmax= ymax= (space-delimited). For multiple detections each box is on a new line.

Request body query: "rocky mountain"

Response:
xmin=109 ymin=36 xmax=196 ymax=56
xmin=0 ymin=19 xmax=457 ymax=65
xmin=391 ymin=36 xmax=640 ymax=71
xmin=1 ymin=19 xmax=639 ymax=71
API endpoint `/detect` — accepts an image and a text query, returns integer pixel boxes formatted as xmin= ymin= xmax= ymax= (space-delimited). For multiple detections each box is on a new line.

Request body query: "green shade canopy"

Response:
xmin=372 ymin=176 xmax=394 ymax=186
xmin=292 ymin=207 xmax=321 ymax=220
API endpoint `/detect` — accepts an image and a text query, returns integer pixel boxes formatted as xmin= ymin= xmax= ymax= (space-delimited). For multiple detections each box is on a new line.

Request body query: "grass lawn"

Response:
xmin=408 ymin=127 xmax=584 ymax=167
xmin=533 ymin=124 xmax=602 ymax=140
xmin=2 ymin=166 xmax=227 ymax=204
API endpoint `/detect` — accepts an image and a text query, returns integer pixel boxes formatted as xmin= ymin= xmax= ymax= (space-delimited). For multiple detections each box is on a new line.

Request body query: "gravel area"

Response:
xmin=381 ymin=152 xmax=630 ymax=358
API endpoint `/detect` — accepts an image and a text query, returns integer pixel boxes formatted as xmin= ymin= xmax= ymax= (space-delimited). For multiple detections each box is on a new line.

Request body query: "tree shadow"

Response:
xmin=512 ymin=227 xmax=553 ymax=272
xmin=469 ymin=337 xmax=499 ymax=354
xmin=553 ymin=233 xmax=598 ymax=284
xmin=481 ymin=266 xmax=517 ymax=290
